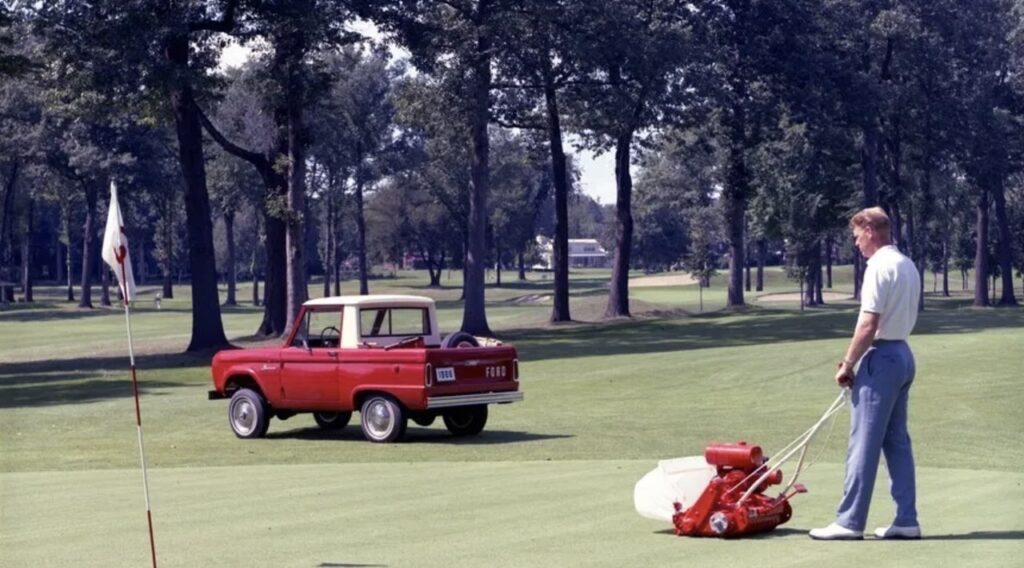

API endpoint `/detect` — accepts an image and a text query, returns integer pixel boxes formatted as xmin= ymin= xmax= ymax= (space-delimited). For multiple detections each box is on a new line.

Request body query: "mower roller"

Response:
xmin=634 ymin=391 xmax=848 ymax=538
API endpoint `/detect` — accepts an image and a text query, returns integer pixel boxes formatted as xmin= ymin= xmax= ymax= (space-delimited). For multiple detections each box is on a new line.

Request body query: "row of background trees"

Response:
xmin=1 ymin=0 xmax=1023 ymax=351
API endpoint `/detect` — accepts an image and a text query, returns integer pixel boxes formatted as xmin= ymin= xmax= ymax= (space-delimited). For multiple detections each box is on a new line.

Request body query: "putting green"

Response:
xmin=2 ymin=462 xmax=1021 ymax=567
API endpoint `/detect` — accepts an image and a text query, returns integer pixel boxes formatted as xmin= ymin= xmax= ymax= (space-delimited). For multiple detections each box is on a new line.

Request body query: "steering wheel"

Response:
xmin=319 ymin=326 xmax=341 ymax=346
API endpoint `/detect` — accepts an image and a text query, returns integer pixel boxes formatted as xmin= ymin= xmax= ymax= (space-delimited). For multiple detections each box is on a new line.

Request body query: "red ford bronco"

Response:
xmin=208 ymin=295 xmax=522 ymax=443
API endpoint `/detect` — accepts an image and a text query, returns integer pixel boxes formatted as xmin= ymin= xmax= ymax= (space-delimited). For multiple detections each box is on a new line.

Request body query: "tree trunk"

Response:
xmin=161 ymin=200 xmax=174 ymax=299
xmin=825 ymin=235 xmax=834 ymax=288
xmin=251 ymin=212 xmax=261 ymax=306
xmin=905 ymin=197 xmax=922 ymax=311
xmin=604 ymin=132 xmax=634 ymax=319
xmin=744 ymin=241 xmax=752 ymax=292
xmin=282 ymin=95 xmax=308 ymax=337
xmin=78 ymin=180 xmax=99 ymax=309
xmin=724 ymin=155 xmax=746 ymax=308
xmin=65 ymin=229 xmax=74 ymax=302
xmin=544 ymin=65 xmax=571 ymax=322
xmin=224 ymin=211 xmax=237 ymax=306
xmin=941 ymin=221 xmax=950 ymax=297
xmin=355 ymin=174 xmax=369 ymax=296
xmin=815 ymin=258 xmax=824 ymax=305
xmin=165 ymin=33 xmax=229 ymax=350
xmin=853 ymin=248 xmax=863 ymax=300
xmin=100 ymin=256 xmax=112 ymax=306
xmin=323 ymin=196 xmax=332 ymax=298
xmin=973 ymin=186 xmax=989 ymax=306
xmin=259 ymin=205 xmax=287 ymax=335
xmin=756 ymin=239 xmax=765 ymax=292
xmin=21 ymin=197 xmax=32 ymax=302
xmin=0 ymin=161 xmax=18 ymax=289
xmin=56 ymin=240 xmax=65 ymax=287
xmin=861 ymin=122 xmax=881 ymax=207
xmin=989 ymin=176 xmax=1018 ymax=306
xmin=460 ymin=21 xmax=493 ymax=336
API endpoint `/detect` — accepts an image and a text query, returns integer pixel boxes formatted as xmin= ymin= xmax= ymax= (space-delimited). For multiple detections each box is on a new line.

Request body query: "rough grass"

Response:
xmin=1 ymin=267 xmax=1022 ymax=567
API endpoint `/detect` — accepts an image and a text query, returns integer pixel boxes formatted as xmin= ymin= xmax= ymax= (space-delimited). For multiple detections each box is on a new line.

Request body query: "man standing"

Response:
xmin=810 ymin=207 xmax=922 ymax=541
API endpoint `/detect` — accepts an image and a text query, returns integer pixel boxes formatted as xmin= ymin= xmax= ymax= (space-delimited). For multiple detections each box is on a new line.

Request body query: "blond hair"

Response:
xmin=850 ymin=206 xmax=892 ymax=241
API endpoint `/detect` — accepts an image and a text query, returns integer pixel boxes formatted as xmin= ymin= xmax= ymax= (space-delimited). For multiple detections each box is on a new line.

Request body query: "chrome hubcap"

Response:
xmin=232 ymin=399 xmax=256 ymax=435
xmin=366 ymin=400 xmax=393 ymax=438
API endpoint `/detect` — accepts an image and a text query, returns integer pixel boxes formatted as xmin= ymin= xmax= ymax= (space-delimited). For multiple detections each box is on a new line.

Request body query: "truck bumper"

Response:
xmin=208 ymin=390 xmax=227 ymax=400
xmin=426 ymin=391 xmax=524 ymax=409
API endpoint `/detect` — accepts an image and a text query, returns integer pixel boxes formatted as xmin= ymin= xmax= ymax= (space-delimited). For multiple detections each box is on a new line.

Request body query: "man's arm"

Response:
xmin=835 ymin=311 xmax=881 ymax=386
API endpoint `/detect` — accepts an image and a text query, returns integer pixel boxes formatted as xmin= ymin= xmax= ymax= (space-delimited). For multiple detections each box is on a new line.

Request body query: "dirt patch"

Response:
xmin=629 ymin=273 xmax=699 ymax=288
xmin=757 ymin=291 xmax=853 ymax=302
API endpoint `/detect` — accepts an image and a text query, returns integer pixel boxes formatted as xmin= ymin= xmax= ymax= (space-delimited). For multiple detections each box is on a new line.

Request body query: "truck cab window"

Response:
xmin=360 ymin=308 xmax=429 ymax=339
xmin=292 ymin=309 xmax=342 ymax=348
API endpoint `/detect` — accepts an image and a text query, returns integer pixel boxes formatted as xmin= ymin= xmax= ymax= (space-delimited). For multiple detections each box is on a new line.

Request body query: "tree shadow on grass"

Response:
xmin=501 ymin=305 xmax=1024 ymax=363
xmin=265 ymin=426 xmax=572 ymax=445
xmin=0 ymin=352 xmax=209 ymax=409
xmin=920 ymin=530 xmax=1024 ymax=541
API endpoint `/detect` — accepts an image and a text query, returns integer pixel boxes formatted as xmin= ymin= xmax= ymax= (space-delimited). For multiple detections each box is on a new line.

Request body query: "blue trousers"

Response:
xmin=835 ymin=339 xmax=918 ymax=531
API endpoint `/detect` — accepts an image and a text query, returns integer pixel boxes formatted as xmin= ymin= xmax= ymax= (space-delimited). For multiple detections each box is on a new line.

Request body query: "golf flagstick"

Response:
xmin=103 ymin=182 xmax=157 ymax=568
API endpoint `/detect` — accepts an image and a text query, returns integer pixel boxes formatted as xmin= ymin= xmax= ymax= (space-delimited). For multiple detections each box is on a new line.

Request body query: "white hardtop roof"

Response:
xmin=303 ymin=294 xmax=436 ymax=308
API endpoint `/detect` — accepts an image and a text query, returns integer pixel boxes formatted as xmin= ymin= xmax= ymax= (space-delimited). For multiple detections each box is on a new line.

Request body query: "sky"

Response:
xmin=220 ymin=43 xmax=621 ymax=205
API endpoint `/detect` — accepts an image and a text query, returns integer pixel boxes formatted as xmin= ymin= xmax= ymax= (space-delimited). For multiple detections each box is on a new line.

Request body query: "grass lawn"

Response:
xmin=2 ymin=267 xmax=1023 ymax=567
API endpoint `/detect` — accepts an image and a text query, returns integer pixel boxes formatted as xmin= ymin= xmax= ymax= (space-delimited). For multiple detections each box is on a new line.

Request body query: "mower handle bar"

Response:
xmin=735 ymin=389 xmax=849 ymax=506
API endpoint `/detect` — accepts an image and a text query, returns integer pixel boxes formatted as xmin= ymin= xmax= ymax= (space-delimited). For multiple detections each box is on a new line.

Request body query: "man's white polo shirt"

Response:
xmin=861 ymin=245 xmax=920 ymax=340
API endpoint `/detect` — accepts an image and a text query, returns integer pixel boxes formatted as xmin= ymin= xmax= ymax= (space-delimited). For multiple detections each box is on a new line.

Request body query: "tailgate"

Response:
xmin=426 ymin=346 xmax=519 ymax=394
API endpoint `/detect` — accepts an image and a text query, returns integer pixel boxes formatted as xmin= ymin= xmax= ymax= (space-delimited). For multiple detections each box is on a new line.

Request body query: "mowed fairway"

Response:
xmin=2 ymin=268 xmax=1023 ymax=567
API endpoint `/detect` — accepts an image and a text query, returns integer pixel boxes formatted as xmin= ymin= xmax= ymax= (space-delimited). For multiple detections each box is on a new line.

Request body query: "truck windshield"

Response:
xmin=360 ymin=307 xmax=429 ymax=338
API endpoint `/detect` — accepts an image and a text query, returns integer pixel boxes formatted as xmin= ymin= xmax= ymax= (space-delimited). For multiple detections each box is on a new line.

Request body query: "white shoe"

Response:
xmin=874 ymin=525 xmax=921 ymax=539
xmin=809 ymin=522 xmax=864 ymax=540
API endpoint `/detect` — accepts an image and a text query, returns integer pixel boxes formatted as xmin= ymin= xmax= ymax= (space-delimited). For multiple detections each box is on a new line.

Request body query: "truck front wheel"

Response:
xmin=360 ymin=395 xmax=407 ymax=443
xmin=228 ymin=388 xmax=270 ymax=439
xmin=443 ymin=405 xmax=488 ymax=436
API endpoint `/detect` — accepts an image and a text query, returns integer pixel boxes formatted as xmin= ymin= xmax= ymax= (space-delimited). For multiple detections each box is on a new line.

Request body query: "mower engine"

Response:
xmin=672 ymin=442 xmax=805 ymax=538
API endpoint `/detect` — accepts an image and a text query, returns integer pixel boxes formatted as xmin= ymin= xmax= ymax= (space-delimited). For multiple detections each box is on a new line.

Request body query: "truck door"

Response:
xmin=280 ymin=307 xmax=342 ymax=409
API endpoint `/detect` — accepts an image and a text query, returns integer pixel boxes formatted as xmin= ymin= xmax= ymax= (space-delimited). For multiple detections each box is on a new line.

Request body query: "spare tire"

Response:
xmin=441 ymin=331 xmax=480 ymax=349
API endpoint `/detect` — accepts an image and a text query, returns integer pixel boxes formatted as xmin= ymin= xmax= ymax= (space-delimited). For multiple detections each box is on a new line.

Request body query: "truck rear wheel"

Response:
xmin=360 ymin=395 xmax=407 ymax=443
xmin=443 ymin=405 xmax=488 ymax=437
xmin=229 ymin=388 xmax=270 ymax=439
xmin=313 ymin=411 xmax=352 ymax=430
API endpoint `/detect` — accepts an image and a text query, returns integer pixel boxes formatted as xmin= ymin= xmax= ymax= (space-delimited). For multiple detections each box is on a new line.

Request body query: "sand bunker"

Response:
xmin=629 ymin=273 xmax=699 ymax=287
xmin=757 ymin=291 xmax=852 ymax=302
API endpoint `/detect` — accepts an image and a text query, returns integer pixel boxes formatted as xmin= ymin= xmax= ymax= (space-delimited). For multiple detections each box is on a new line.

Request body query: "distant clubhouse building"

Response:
xmin=533 ymin=236 xmax=610 ymax=270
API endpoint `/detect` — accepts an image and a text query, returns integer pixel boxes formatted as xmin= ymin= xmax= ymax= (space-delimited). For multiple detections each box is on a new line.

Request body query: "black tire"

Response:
xmin=441 ymin=331 xmax=479 ymax=349
xmin=443 ymin=405 xmax=488 ymax=437
xmin=228 ymin=388 xmax=270 ymax=439
xmin=313 ymin=411 xmax=352 ymax=430
xmin=360 ymin=395 xmax=407 ymax=443
xmin=411 ymin=414 xmax=436 ymax=427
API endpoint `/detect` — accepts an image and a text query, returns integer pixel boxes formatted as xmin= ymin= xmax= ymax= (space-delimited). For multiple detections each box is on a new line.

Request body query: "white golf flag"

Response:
xmin=101 ymin=181 xmax=136 ymax=303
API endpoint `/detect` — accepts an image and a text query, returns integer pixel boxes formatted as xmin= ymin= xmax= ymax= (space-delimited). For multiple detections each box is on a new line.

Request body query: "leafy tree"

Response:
xmin=318 ymin=47 xmax=401 ymax=295
xmin=36 ymin=0 xmax=239 ymax=348
xmin=567 ymin=0 xmax=696 ymax=318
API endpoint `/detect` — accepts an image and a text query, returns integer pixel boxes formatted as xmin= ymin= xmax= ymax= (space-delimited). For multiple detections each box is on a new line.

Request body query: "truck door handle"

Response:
xmin=327 ymin=351 xmax=338 ymax=358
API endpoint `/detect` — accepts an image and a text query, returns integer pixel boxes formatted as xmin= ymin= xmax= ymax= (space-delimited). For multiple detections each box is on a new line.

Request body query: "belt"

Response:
xmin=872 ymin=339 xmax=907 ymax=345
